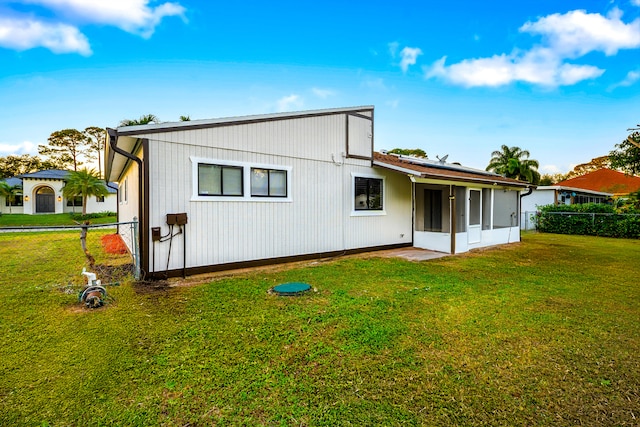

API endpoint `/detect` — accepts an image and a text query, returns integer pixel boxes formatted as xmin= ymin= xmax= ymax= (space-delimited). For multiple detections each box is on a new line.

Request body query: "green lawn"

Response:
xmin=0 ymin=232 xmax=638 ymax=426
xmin=0 ymin=213 xmax=116 ymax=227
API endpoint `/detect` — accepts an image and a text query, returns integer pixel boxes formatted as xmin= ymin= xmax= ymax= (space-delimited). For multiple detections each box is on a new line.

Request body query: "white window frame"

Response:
xmin=119 ymin=177 xmax=128 ymax=204
xmin=351 ymin=172 xmax=386 ymax=216
xmin=190 ymin=156 xmax=292 ymax=202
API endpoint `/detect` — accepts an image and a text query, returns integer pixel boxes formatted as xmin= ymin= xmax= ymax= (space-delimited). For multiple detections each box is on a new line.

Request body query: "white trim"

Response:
xmin=350 ymin=172 xmax=387 ymax=216
xmin=190 ymin=156 xmax=293 ymax=202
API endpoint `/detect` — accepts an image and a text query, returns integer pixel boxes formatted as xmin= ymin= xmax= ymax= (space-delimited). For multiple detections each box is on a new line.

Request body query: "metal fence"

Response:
xmin=526 ymin=211 xmax=640 ymax=238
xmin=520 ymin=211 xmax=539 ymax=230
xmin=0 ymin=219 xmax=140 ymax=279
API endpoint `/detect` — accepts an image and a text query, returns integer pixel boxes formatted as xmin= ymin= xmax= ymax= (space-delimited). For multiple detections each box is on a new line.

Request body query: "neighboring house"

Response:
xmin=520 ymin=185 xmax=612 ymax=230
xmin=556 ymin=168 xmax=640 ymax=197
xmin=105 ymin=106 xmax=531 ymax=279
xmin=519 ymin=168 xmax=640 ymax=229
xmin=0 ymin=170 xmax=118 ymax=215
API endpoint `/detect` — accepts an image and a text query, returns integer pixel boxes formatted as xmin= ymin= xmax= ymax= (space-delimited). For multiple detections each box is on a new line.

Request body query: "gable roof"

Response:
xmin=19 ymin=169 xmax=69 ymax=180
xmin=556 ymin=168 xmax=640 ymax=196
xmin=373 ymin=152 xmax=531 ymax=188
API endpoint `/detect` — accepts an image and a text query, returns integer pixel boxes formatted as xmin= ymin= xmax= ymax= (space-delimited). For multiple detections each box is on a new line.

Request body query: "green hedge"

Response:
xmin=536 ymin=204 xmax=640 ymax=238
xmin=69 ymin=211 xmax=116 ymax=221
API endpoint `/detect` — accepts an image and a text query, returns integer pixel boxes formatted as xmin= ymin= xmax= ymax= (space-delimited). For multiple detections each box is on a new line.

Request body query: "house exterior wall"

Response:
xmin=129 ymin=110 xmax=411 ymax=275
xmin=0 ymin=198 xmax=24 ymax=214
xmin=2 ymin=177 xmax=117 ymax=215
xmin=521 ymin=189 xmax=555 ymax=213
xmin=116 ymin=151 xmax=142 ymax=253
xmin=62 ymin=194 xmax=117 ymax=214
xmin=21 ymin=178 xmax=65 ymax=214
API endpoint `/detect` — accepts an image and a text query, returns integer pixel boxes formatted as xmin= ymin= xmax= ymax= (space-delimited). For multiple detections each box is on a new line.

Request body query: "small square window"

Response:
xmin=354 ymin=177 xmax=383 ymax=210
xmin=67 ymin=196 xmax=82 ymax=207
xmin=96 ymin=195 xmax=105 ymax=202
xmin=5 ymin=195 xmax=23 ymax=207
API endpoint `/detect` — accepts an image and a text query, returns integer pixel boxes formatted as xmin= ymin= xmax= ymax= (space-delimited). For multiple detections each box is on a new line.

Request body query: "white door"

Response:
xmin=468 ymin=189 xmax=481 ymax=244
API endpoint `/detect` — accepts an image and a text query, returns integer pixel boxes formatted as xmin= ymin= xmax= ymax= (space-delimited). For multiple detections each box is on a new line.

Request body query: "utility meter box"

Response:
xmin=166 ymin=213 xmax=188 ymax=226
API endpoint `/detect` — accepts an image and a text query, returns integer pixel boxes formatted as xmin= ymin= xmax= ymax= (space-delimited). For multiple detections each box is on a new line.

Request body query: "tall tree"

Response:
xmin=39 ymin=129 xmax=91 ymax=171
xmin=0 ymin=181 xmax=22 ymax=213
xmin=179 ymin=115 xmax=191 ymax=121
xmin=539 ymin=173 xmax=568 ymax=186
xmin=62 ymin=169 xmax=108 ymax=216
xmin=565 ymin=155 xmax=612 ymax=179
xmin=84 ymin=126 xmax=105 ymax=178
xmin=388 ymin=148 xmax=427 ymax=158
xmin=119 ymin=114 xmax=159 ymax=127
xmin=486 ymin=145 xmax=540 ymax=184
xmin=609 ymin=126 xmax=640 ymax=175
xmin=0 ymin=154 xmax=55 ymax=178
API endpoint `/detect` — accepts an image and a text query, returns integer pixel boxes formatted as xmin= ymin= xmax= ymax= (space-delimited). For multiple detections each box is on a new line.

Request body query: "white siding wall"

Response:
xmin=116 ymin=154 xmax=142 ymax=253
xmin=144 ymin=112 xmax=411 ymax=273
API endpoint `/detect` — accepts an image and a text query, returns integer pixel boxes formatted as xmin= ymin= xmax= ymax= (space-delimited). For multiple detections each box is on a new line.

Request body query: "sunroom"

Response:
xmin=373 ymin=152 xmax=531 ymax=254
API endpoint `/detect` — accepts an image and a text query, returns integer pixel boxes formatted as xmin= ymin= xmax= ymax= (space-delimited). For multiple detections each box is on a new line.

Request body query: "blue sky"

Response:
xmin=1 ymin=0 xmax=640 ymax=174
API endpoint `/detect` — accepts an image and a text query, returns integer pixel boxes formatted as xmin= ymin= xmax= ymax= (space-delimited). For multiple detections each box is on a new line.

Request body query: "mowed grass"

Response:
xmin=0 ymin=232 xmax=638 ymax=426
xmin=0 ymin=213 xmax=116 ymax=227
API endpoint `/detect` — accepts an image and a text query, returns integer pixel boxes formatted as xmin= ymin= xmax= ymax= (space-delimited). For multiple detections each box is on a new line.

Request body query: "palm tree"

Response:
xmin=62 ymin=169 xmax=108 ymax=216
xmin=0 ymin=181 xmax=22 ymax=213
xmin=486 ymin=145 xmax=540 ymax=184
xmin=119 ymin=114 xmax=159 ymax=127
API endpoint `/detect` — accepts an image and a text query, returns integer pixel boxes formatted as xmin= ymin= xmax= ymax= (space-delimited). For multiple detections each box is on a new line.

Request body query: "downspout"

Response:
xmin=449 ymin=185 xmax=456 ymax=254
xmin=107 ymin=128 xmax=144 ymax=279
xmin=520 ymin=185 xmax=533 ymax=235
xmin=106 ymin=182 xmax=119 ymax=235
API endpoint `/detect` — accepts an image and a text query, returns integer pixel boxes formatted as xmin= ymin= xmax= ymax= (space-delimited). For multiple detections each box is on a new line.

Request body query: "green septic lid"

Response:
xmin=272 ymin=282 xmax=311 ymax=296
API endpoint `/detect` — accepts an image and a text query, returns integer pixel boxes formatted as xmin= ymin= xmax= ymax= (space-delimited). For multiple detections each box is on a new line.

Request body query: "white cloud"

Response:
xmin=386 ymin=99 xmax=399 ymax=109
xmin=520 ymin=8 xmax=640 ymax=57
xmin=633 ymin=0 xmax=640 ymax=6
xmin=0 ymin=140 xmax=37 ymax=156
xmin=361 ymin=77 xmax=387 ymax=90
xmin=609 ymin=69 xmax=640 ymax=90
xmin=540 ymin=164 xmax=563 ymax=174
xmin=24 ymin=0 xmax=186 ymax=38
xmin=0 ymin=17 xmax=91 ymax=55
xmin=425 ymin=9 xmax=639 ymax=87
xmin=311 ymin=87 xmax=335 ymax=99
xmin=425 ymin=50 xmax=605 ymax=88
xmin=276 ymin=94 xmax=303 ymax=112
xmin=399 ymin=46 xmax=422 ymax=73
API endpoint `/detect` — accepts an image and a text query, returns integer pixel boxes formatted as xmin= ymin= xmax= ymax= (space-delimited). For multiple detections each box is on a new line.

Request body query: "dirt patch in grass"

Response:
xmin=132 ymin=280 xmax=173 ymax=294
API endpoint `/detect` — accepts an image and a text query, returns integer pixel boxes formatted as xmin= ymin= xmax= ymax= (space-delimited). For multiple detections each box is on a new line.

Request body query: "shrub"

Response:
xmin=537 ymin=204 xmax=640 ymax=238
xmin=69 ymin=211 xmax=116 ymax=221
